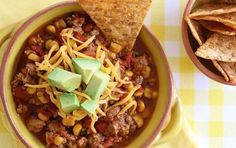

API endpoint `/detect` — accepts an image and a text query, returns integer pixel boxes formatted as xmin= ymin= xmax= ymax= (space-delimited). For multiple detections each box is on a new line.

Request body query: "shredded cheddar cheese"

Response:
xmin=25 ymin=27 xmax=141 ymax=134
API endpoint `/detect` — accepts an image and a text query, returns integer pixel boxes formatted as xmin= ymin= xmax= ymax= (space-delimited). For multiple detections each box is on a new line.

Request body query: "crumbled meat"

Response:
xmin=16 ymin=104 xmax=28 ymax=114
xmin=28 ymin=34 xmax=44 ymax=47
xmin=132 ymin=55 xmax=149 ymax=76
xmin=77 ymin=137 xmax=88 ymax=147
xmin=106 ymin=106 xmax=120 ymax=120
xmin=119 ymin=125 xmax=130 ymax=137
xmin=66 ymin=141 xmax=77 ymax=148
xmin=88 ymin=134 xmax=105 ymax=148
xmin=13 ymin=87 xmax=31 ymax=103
xmin=29 ymin=98 xmax=41 ymax=105
xmin=125 ymin=115 xmax=137 ymax=132
xmin=91 ymin=27 xmax=100 ymax=36
xmin=26 ymin=117 xmax=46 ymax=133
xmin=48 ymin=121 xmax=65 ymax=132
xmin=11 ymin=69 xmax=36 ymax=88
xmin=133 ymin=76 xmax=144 ymax=85
xmin=104 ymin=121 xmax=119 ymax=136
xmin=59 ymin=130 xmax=76 ymax=141
xmin=83 ymin=24 xmax=94 ymax=32
xmin=25 ymin=63 xmax=37 ymax=76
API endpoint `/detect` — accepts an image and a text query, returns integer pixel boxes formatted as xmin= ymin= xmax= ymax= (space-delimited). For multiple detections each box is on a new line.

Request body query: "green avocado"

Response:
xmin=72 ymin=58 xmax=101 ymax=84
xmin=59 ymin=93 xmax=80 ymax=113
xmin=81 ymin=100 xmax=98 ymax=114
xmin=84 ymin=71 xmax=110 ymax=100
xmin=48 ymin=68 xmax=82 ymax=92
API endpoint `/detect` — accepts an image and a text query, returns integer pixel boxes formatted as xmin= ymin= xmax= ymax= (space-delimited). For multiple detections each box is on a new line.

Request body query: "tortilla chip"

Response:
xmin=218 ymin=61 xmax=236 ymax=82
xmin=185 ymin=16 xmax=205 ymax=45
xmin=195 ymin=33 xmax=236 ymax=62
xmin=77 ymin=0 xmax=152 ymax=50
xmin=189 ymin=3 xmax=236 ymax=18
xmin=199 ymin=20 xmax=236 ymax=36
xmin=212 ymin=60 xmax=230 ymax=82
xmin=192 ymin=12 xmax=236 ymax=30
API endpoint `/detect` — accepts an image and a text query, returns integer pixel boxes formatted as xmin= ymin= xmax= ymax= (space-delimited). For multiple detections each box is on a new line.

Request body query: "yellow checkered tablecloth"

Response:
xmin=0 ymin=0 xmax=235 ymax=148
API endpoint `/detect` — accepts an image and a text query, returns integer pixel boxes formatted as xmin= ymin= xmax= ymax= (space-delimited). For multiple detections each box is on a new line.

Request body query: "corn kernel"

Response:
xmin=69 ymin=39 xmax=76 ymax=47
xmin=143 ymin=66 xmax=151 ymax=78
xmin=62 ymin=116 xmax=76 ymax=127
xmin=137 ymin=99 xmax=145 ymax=112
xmin=127 ymin=83 xmax=134 ymax=92
xmin=152 ymin=91 xmax=158 ymax=99
xmin=26 ymin=87 xmax=36 ymax=94
xmin=101 ymin=66 xmax=111 ymax=74
xmin=141 ymin=108 xmax=150 ymax=118
xmin=110 ymin=42 xmax=122 ymax=53
xmin=133 ymin=114 xmax=143 ymax=128
xmin=28 ymin=53 xmax=41 ymax=62
xmin=55 ymin=19 xmax=67 ymax=28
xmin=47 ymin=40 xmax=59 ymax=50
xmin=109 ymin=52 xmax=116 ymax=59
xmin=73 ymin=123 xmax=82 ymax=136
xmin=45 ymin=40 xmax=53 ymax=50
xmin=126 ymin=70 xmax=133 ymax=77
xmin=38 ymin=112 xmax=49 ymax=121
xmin=46 ymin=25 xmax=56 ymax=34
xmin=54 ymin=136 xmax=64 ymax=145
xmin=144 ymin=88 xmax=152 ymax=99
xmin=37 ymin=92 xmax=49 ymax=104
xmin=134 ymin=90 xmax=143 ymax=97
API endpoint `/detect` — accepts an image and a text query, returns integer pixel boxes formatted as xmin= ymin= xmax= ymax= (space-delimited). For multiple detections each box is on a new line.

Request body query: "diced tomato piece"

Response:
xmin=125 ymin=52 xmax=133 ymax=65
xmin=28 ymin=36 xmax=37 ymax=45
xmin=84 ymin=117 xmax=92 ymax=128
xmin=31 ymin=45 xmax=44 ymax=57
xmin=83 ymin=24 xmax=93 ymax=32
xmin=14 ymin=87 xmax=31 ymax=102
xmin=83 ymin=50 xmax=96 ymax=58
xmin=103 ymin=139 xmax=113 ymax=148
xmin=96 ymin=122 xmax=108 ymax=133
xmin=74 ymin=32 xmax=86 ymax=42
xmin=73 ymin=16 xmax=85 ymax=26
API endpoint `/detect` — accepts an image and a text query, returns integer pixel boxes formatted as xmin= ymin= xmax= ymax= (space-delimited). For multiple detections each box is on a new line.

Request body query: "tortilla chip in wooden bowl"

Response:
xmin=199 ymin=20 xmax=236 ymax=35
xmin=217 ymin=61 xmax=236 ymax=82
xmin=185 ymin=16 xmax=206 ymax=45
xmin=195 ymin=33 xmax=236 ymax=62
xmin=212 ymin=60 xmax=230 ymax=82
xmin=189 ymin=2 xmax=236 ymax=18
xmin=182 ymin=0 xmax=236 ymax=85
xmin=192 ymin=12 xmax=236 ymax=30
xmin=77 ymin=0 xmax=152 ymax=50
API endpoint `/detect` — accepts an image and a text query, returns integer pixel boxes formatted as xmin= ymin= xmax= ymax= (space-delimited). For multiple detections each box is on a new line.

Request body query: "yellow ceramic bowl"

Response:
xmin=0 ymin=1 xmax=177 ymax=147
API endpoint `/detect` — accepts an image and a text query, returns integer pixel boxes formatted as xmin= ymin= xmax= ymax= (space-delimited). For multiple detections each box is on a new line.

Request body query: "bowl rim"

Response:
xmin=182 ymin=0 xmax=236 ymax=86
xmin=0 ymin=1 xmax=173 ymax=147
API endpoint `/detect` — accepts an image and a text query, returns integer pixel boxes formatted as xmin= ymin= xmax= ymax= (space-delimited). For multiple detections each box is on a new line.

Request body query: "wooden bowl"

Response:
xmin=182 ymin=0 xmax=236 ymax=85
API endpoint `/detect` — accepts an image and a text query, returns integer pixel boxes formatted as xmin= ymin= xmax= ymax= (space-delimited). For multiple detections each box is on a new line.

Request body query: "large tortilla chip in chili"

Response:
xmin=192 ymin=12 xmax=236 ymax=30
xmin=199 ymin=20 xmax=236 ymax=36
xmin=217 ymin=61 xmax=236 ymax=82
xmin=189 ymin=3 xmax=236 ymax=18
xmin=195 ymin=33 xmax=236 ymax=62
xmin=185 ymin=16 xmax=205 ymax=45
xmin=77 ymin=0 xmax=152 ymax=50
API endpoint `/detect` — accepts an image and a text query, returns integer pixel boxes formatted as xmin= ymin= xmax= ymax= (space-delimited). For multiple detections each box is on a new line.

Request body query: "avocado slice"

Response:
xmin=72 ymin=58 xmax=101 ymax=84
xmin=84 ymin=71 xmax=110 ymax=100
xmin=81 ymin=100 xmax=98 ymax=114
xmin=48 ymin=68 xmax=82 ymax=92
xmin=59 ymin=93 xmax=80 ymax=113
